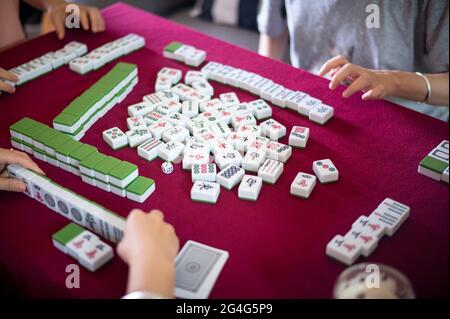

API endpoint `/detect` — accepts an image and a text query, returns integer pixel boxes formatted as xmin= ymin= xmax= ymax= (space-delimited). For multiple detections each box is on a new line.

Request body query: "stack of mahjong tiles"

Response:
xmin=53 ymin=62 xmax=138 ymax=140
xmin=7 ymin=164 xmax=125 ymax=244
xmin=163 ymin=42 xmax=207 ymax=67
xmin=10 ymin=117 xmax=155 ymax=203
xmin=103 ymin=66 xmax=304 ymax=204
xmin=418 ymin=140 xmax=449 ymax=184
xmin=8 ymin=41 xmax=87 ymax=86
xmin=53 ymin=223 xmax=114 ymax=272
xmin=69 ymin=33 xmax=146 ymax=74
xmin=199 ymin=61 xmax=334 ymax=125
xmin=326 ymin=198 xmax=410 ymax=265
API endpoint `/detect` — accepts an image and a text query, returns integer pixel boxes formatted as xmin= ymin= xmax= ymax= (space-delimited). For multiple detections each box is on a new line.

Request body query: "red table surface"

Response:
xmin=0 ymin=3 xmax=448 ymax=299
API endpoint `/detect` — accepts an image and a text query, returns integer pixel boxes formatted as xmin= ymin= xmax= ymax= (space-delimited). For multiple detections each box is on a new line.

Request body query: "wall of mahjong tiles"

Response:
xmin=0 ymin=3 xmax=448 ymax=298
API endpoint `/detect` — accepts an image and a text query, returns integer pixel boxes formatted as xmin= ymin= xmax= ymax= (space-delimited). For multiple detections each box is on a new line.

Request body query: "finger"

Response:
xmin=342 ymin=73 xmax=371 ymax=98
xmin=1 ymin=150 xmax=45 ymax=175
xmin=88 ymin=8 xmax=105 ymax=33
xmin=0 ymin=80 xmax=16 ymax=94
xmin=149 ymin=209 xmax=164 ymax=220
xmin=318 ymin=55 xmax=349 ymax=77
xmin=0 ymin=68 xmax=19 ymax=82
xmin=51 ymin=12 xmax=66 ymax=40
xmin=329 ymin=63 xmax=359 ymax=90
xmin=0 ymin=177 xmax=26 ymax=192
xmin=79 ymin=9 xmax=90 ymax=31
xmin=362 ymin=85 xmax=386 ymax=100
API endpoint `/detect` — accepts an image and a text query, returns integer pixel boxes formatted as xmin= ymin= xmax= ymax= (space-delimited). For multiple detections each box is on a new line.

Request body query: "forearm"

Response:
xmin=382 ymin=70 xmax=449 ymax=106
xmin=258 ymin=30 xmax=288 ymax=61
xmin=126 ymin=257 xmax=175 ymax=298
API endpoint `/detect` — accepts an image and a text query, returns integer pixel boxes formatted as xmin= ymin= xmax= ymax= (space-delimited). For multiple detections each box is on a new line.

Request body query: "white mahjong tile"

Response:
xmin=227 ymin=132 xmax=242 ymax=148
xmin=309 ymin=104 xmax=334 ymax=125
xmin=260 ymin=119 xmax=286 ymax=140
xmin=211 ymin=138 xmax=235 ymax=156
xmin=215 ymin=149 xmax=243 ymax=170
xmin=249 ymin=99 xmax=272 ymax=120
xmin=236 ymin=124 xmax=262 ymax=137
xmin=344 ymin=229 xmax=379 ymax=257
xmin=249 ymin=78 xmax=272 ymax=95
xmin=234 ymin=135 xmax=252 ymax=152
xmin=192 ymin=163 xmax=217 ymax=182
xmin=166 ymin=112 xmax=189 ymax=128
xmin=187 ymin=119 xmax=208 ymax=135
xmin=158 ymin=141 xmax=185 ymax=162
xmin=192 ymin=80 xmax=214 ymax=97
xmin=126 ymin=128 xmax=152 ymax=148
xmin=66 ymin=230 xmax=100 ymax=259
xmin=313 ymin=159 xmax=339 ymax=183
xmin=238 ymin=175 xmax=263 ymax=201
xmin=298 ymin=96 xmax=322 ymax=116
xmin=172 ymin=44 xmax=195 ymax=61
xmin=271 ymin=88 xmax=294 ymax=108
xmin=29 ymin=174 xmax=50 ymax=204
xmin=138 ymin=138 xmax=164 ymax=161
xmin=369 ymin=198 xmax=410 ymax=236
xmin=352 ymin=215 xmax=386 ymax=240
xmin=184 ymin=140 xmax=209 ymax=154
xmin=182 ymin=100 xmax=200 ymax=118
xmin=289 ymin=126 xmax=310 ymax=148
xmin=200 ymin=61 xmax=223 ymax=79
xmin=69 ymin=57 xmax=93 ymax=74
xmin=216 ymin=165 xmax=245 ymax=190
xmin=199 ymin=98 xmax=224 ymax=112
xmin=185 ymin=71 xmax=207 ymax=85
xmin=64 ymin=41 xmax=88 ymax=56
xmin=185 ymin=49 xmax=206 ymax=67
xmin=242 ymin=149 xmax=266 ymax=172
xmin=226 ymin=69 xmax=248 ymax=87
xmin=155 ymin=75 xmax=173 ymax=92
xmin=260 ymin=83 xmax=284 ymax=101
xmin=6 ymin=164 xmax=35 ymax=198
xmin=241 ymin=74 xmax=262 ymax=92
xmin=228 ymin=102 xmax=254 ymax=116
xmin=171 ymin=83 xmax=195 ymax=100
xmin=157 ymin=100 xmax=182 ymax=115
xmin=443 ymin=166 xmax=449 ymax=183
xmin=182 ymin=149 xmax=210 ymax=170
xmin=78 ymin=239 xmax=114 ymax=272
xmin=128 ymin=101 xmax=155 ymax=117
xmin=158 ymin=67 xmax=182 ymax=84
xmin=219 ymin=92 xmax=240 ymax=108
xmin=40 ymin=182 xmax=61 ymax=213
xmin=210 ymin=122 xmax=232 ymax=139
xmin=326 ymin=235 xmax=362 ymax=266
xmin=143 ymin=110 xmax=165 ymax=126
xmin=290 ymin=172 xmax=316 ymax=199
xmin=143 ymin=90 xmax=179 ymax=107
xmin=126 ymin=116 xmax=147 ymax=130
xmin=148 ymin=120 xmax=173 ymax=140
xmin=162 ymin=126 xmax=190 ymax=143
xmin=195 ymin=129 xmax=218 ymax=145
xmin=246 ymin=136 xmax=270 ymax=152
xmin=191 ymin=181 xmax=220 ymax=204
xmin=231 ymin=113 xmax=257 ymax=130
xmin=215 ymin=65 xmax=236 ymax=84
xmin=215 ymin=108 xmax=232 ymax=125
xmin=285 ymin=91 xmax=307 ymax=112
xmin=185 ymin=89 xmax=210 ymax=103
xmin=258 ymin=159 xmax=283 ymax=184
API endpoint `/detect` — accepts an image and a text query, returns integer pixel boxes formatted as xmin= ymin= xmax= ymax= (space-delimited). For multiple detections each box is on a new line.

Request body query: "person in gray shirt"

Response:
xmin=258 ymin=0 xmax=449 ymax=120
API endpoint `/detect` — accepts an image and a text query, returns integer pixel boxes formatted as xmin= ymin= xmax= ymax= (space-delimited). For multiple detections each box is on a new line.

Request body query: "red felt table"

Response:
xmin=0 ymin=3 xmax=448 ymax=299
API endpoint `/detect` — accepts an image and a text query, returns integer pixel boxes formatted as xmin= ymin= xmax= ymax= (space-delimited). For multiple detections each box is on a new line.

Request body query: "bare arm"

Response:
xmin=258 ymin=29 xmax=289 ymax=61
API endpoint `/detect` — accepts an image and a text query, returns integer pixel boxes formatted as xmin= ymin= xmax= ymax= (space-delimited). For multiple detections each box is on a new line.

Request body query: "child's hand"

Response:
xmin=47 ymin=2 xmax=105 ymax=40
xmin=0 ymin=68 xmax=18 ymax=95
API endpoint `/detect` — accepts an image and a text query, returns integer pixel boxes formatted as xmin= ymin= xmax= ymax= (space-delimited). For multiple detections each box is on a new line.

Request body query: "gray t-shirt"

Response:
xmin=258 ymin=0 xmax=449 ymax=120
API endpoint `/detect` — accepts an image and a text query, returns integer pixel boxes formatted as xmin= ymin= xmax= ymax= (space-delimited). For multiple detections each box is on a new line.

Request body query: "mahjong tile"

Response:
xmin=158 ymin=141 xmax=185 ymax=162
xmin=344 ymin=229 xmax=379 ymax=257
xmin=128 ymin=101 xmax=155 ymax=117
xmin=249 ymin=99 xmax=272 ymax=120
xmin=352 ymin=215 xmax=386 ymax=240
xmin=138 ymin=138 xmax=164 ymax=162
xmin=148 ymin=120 xmax=173 ymax=140
xmin=158 ymin=67 xmax=182 ymax=84
xmin=242 ymin=149 xmax=266 ymax=172
xmin=313 ymin=159 xmax=339 ymax=183
xmin=258 ymin=159 xmax=283 ymax=184
xmin=290 ymin=172 xmax=316 ymax=199
xmin=192 ymin=163 xmax=217 ymax=182
xmin=289 ymin=126 xmax=310 ymax=149
xmin=127 ymin=116 xmax=147 ymax=130
xmin=191 ymin=181 xmax=220 ymax=204
xmin=185 ymin=71 xmax=207 ymax=85
xmin=215 ymin=150 xmax=243 ymax=170
xmin=309 ymin=104 xmax=334 ymax=125
xmin=266 ymin=141 xmax=292 ymax=163
xmin=260 ymin=119 xmax=286 ymax=140
xmin=298 ymin=96 xmax=322 ymax=116
xmin=126 ymin=128 xmax=152 ymax=148
xmin=326 ymin=235 xmax=362 ymax=266
xmin=231 ymin=114 xmax=257 ymax=129
xmin=162 ymin=126 xmax=190 ymax=143
xmin=210 ymin=122 xmax=232 ymax=139
xmin=192 ymin=81 xmax=214 ymax=97
xmin=238 ymin=175 xmax=263 ymax=201
xmin=216 ymin=165 xmax=245 ymax=190
xmin=219 ymin=92 xmax=240 ymax=108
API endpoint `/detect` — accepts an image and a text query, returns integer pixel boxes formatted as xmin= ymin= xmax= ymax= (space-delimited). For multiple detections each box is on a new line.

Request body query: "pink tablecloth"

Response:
xmin=0 ymin=3 xmax=448 ymax=298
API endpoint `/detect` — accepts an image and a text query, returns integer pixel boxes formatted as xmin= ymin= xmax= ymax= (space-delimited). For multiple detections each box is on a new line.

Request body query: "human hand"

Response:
xmin=0 ymin=148 xmax=45 ymax=192
xmin=47 ymin=2 xmax=105 ymax=40
xmin=117 ymin=209 xmax=180 ymax=298
xmin=319 ymin=55 xmax=393 ymax=100
xmin=0 ymin=68 xmax=18 ymax=95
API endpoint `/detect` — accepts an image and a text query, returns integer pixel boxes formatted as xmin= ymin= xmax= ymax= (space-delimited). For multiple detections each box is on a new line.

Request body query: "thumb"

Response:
xmin=0 ymin=177 xmax=26 ymax=192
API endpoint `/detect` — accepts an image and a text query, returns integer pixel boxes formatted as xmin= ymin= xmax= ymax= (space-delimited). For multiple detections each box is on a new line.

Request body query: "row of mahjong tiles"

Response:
xmin=9 ymin=117 xmax=155 ymax=203
xmin=52 ymin=62 xmax=138 ymax=140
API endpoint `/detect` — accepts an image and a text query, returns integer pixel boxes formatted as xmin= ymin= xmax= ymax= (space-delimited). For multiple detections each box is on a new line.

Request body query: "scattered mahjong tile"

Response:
xmin=215 ymin=149 xmax=243 ymax=170
xmin=313 ymin=159 xmax=339 ymax=183
xmin=126 ymin=176 xmax=156 ymax=203
xmin=289 ymin=126 xmax=310 ymax=149
xmin=138 ymin=138 xmax=164 ymax=162
xmin=185 ymin=71 xmax=207 ymax=85
xmin=216 ymin=165 xmax=245 ymax=190
xmin=192 ymin=163 xmax=217 ymax=182
xmin=158 ymin=67 xmax=182 ymax=84
xmin=192 ymin=81 xmax=214 ymax=97
xmin=52 ymin=223 xmax=86 ymax=254
xmin=369 ymin=198 xmax=410 ymax=236
xmin=158 ymin=141 xmax=185 ymax=162
xmin=290 ymin=172 xmax=316 ymax=199
xmin=182 ymin=148 xmax=210 ymax=170
xmin=298 ymin=96 xmax=322 ymax=116
xmin=266 ymin=141 xmax=292 ymax=163
xmin=162 ymin=126 xmax=190 ymax=143
xmin=185 ymin=49 xmax=206 ymax=67
xmin=352 ymin=215 xmax=386 ymax=240
xmin=103 ymin=127 xmax=128 ymax=150
xmin=128 ymin=101 xmax=154 ymax=117
xmin=219 ymin=92 xmax=240 ymax=108
xmin=126 ymin=116 xmax=147 ymax=131
xmin=126 ymin=128 xmax=152 ymax=148
xmin=238 ymin=175 xmax=263 ymax=201
xmin=108 ymin=161 xmax=139 ymax=189
xmin=231 ymin=113 xmax=257 ymax=129
xmin=190 ymin=181 xmax=220 ymax=204
xmin=242 ymin=149 xmax=266 ymax=172
xmin=260 ymin=119 xmax=286 ymax=140
xmin=326 ymin=235 xmax=362 ymax=266
xmin=148 ymin=120 xmax=173 ymax=140
xmin=182 ymin=101 xmax=200 ymax=118
xmin=309 ymin=104 xmax=334 ymax=125
xmin=258 ymin=159 xmax=284 ymax=184
xmin=155 ymin=75 xmax=173 ymax=92
xmin=249 ymin=99 xmax=272 ymax=120
xmin=77 ymin=239 xmax=114 ymax=272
